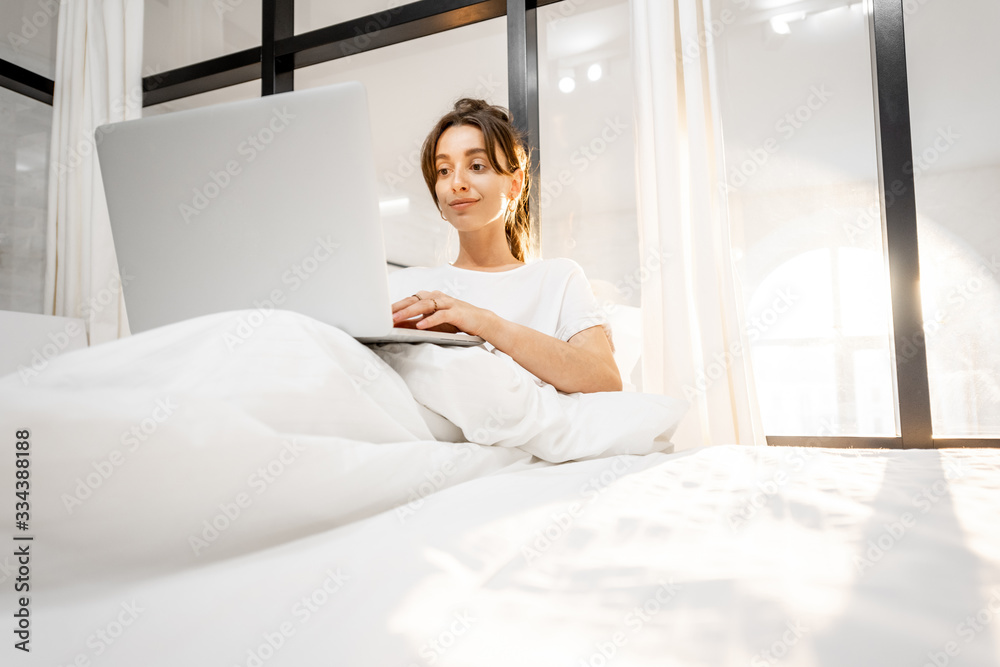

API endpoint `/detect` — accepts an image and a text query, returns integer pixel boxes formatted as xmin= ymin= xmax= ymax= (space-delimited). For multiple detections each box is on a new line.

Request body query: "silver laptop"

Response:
xmin=95 ymin=81 xmax=483 ymax=346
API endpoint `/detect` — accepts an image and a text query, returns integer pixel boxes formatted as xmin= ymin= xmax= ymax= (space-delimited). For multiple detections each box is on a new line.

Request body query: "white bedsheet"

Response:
xmin=15 ymin=445 xmax=1000 ymax=667
xmin=3 ymin=310 xmax=1000 ymax=666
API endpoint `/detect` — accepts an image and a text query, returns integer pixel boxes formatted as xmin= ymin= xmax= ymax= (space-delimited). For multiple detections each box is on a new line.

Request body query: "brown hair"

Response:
xmin=421 ymin=98 xmax=532 ymax=261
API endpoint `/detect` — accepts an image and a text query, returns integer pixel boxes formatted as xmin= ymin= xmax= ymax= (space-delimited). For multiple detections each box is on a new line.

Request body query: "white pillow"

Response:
xmin=372 ymin=343 xmax=688 ymax=463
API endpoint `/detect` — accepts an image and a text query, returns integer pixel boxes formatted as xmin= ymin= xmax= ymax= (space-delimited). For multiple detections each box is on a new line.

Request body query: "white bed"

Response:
xmin=3 ymin=310 xmax=999 ymax=666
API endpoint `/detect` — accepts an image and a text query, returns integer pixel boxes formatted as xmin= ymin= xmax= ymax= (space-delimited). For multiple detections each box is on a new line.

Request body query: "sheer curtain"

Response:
xmin=44 ymin=0 xmax=143 ymax=344
xmin=631 ymin=0 xmax=764 ymax=448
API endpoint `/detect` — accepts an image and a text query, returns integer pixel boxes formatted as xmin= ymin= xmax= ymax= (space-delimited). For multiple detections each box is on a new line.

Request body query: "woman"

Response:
xmin=388 ymin=98 xmax=622 ymax=394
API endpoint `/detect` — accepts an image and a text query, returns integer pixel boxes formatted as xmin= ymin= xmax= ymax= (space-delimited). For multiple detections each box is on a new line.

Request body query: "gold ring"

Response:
xmin=412 ymin=293 xmax=420 ymax=299
xmin=431 ymin=299 xmax=438 ymax=313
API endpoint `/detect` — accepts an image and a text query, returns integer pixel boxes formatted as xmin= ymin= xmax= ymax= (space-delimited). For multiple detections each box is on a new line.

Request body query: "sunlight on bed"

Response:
xmin=382 ymin=447 xmax=905 ymax=666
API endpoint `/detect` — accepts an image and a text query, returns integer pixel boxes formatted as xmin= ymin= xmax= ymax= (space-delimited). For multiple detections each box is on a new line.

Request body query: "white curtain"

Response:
xmin=631 ymin=0 xmax=765 ymax=448
xmin=44 ymin=0 xmax=144 ymax=344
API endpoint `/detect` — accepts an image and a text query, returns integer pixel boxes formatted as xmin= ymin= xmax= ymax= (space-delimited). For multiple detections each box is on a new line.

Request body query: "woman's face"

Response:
xmin=433 ymin=124 xmax=521 ymax=233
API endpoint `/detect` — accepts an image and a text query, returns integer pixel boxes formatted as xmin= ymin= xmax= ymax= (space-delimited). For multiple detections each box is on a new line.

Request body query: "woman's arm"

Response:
xmin=392 ymin=293 xmax=622 ymax=394
xmin=482 ymin=317 xmax=622 ymax=393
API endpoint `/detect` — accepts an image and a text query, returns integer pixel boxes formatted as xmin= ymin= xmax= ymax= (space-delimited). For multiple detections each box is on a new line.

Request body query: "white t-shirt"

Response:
xmin=387 ymin=258 xmax=609 ymax=345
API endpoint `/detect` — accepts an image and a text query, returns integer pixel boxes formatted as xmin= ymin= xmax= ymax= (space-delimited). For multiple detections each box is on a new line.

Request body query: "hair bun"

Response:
xmin=452 ymin=98 xmax=510 ymax=124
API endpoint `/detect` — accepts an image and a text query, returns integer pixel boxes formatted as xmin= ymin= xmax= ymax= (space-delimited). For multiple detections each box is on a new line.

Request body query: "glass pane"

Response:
xmin=714 ymin=1 xmax=897 ymax=436
xmin=144 ymin=0 xmax=261 ymax=75
xmin=143 ymin=80 xmax=260 ymax=117
xmin=295 ymin=17 xmax=507 ymax=269
xmin=537 ymin=0 xmax=641 ymax=389
xmin=0 ymin=87 xmax=52 ymax=313
xmin=0 ymin=0 xmax=60 ymax=79
xmin=294 ymin=0 xmax=422 ymax=34
xmin=750 ymin=345 xmax=837 ymax=435
xmin=905 ymin=0 xmax=1000 ymax=437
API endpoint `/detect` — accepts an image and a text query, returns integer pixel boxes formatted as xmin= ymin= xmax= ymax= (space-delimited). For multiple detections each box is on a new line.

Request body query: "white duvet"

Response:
xmin=372 ymin=341 xmax=686 ymax=462
xmin=0 ymin=309 xmax=680 ymax=587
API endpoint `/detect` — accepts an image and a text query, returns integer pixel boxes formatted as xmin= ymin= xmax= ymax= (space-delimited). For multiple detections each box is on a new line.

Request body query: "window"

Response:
xmin=0 ymin=0 xmax=59 ymax=314
xmin=293 ymin=0 xmax=422 ymax=35
xmin=143 ymin=0 xmax=261 ymax=75
xmin=142 ymin=80 xmax=260 ymax=117
xmin=713 ymin=1 xmax=897 ymax=436
xmin=905 ymin=0 xmax=1000 ymax=437
xmin=538 ymin=0 xmax=642 ymax=389
xmin=0 ymin=88 xmax=51 ymax=313
xmin=0 ymin=0 xmax=59 ymax=79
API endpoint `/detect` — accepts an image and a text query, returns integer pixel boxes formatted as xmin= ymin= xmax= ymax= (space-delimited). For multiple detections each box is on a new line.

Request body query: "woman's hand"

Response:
xmin=390 ymin=291 xmax=621 ymax=393
xmin=391 ymin=291 xmax=496 ymax=337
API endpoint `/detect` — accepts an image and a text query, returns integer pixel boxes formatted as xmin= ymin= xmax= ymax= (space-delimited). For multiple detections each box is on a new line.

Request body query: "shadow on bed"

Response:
xmin=813 ymin=450 xmax=999 ymax=667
